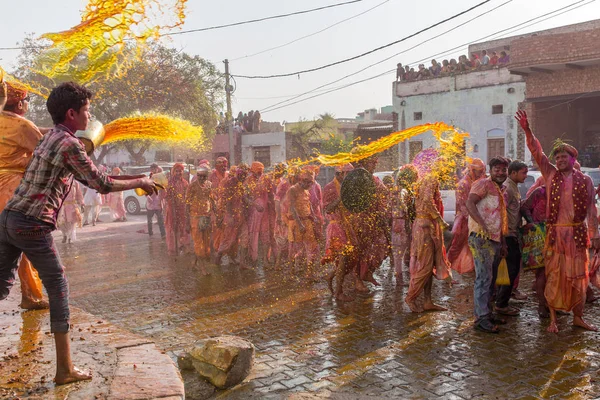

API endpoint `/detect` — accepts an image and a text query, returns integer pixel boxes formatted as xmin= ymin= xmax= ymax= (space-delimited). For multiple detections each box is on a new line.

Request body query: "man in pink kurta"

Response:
xmin=406 ymin=174 xmax=451 ymax=312
xmin=215 ymin=164 xmax=249 ymax=267
xmin=517 ymin=110 xmax=600 ymax=333
xmin=447 ymin=159 xmax=485 ymax=274
xmin=246 ymin=162 xmax=271 ymax=265
xmin=209 ymin=157 xmax=228 ymax=252
xmin=163 ymin=163 xmax=191 ymax=256
xmin=274 ymin=170 xmax=295 ymax=267
xmin=58 ymin=182 xmax=84 ymax=243
xmin=349 ymin=157 xmax=390 ymax=292
xmin=322 ymin=164 xmax=357 ymax=301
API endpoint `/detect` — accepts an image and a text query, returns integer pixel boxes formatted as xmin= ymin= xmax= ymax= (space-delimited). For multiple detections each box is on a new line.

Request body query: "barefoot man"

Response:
xmin=405 ymin=174 xmax=451 ymax=312
xmin=516 ymin=110 xmax=600 ymax=333
xmin=0 ymin=82 xmax=159 ymax=385
xmin=287 ymin=169 xmax=319 ymax=278
xmin=322 ymin=163 xmax=357 ymax=301
xmin=0 ymin=81 xmax=50 ymax=310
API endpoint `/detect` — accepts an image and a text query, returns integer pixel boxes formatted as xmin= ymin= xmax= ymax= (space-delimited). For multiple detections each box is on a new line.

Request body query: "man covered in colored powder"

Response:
xmin=0 ymin=82 xmax=159 ymax=385
xmin=215 ymin=164 xmax=249 ymax=267
xmin=186 ymin=165 xmax=214 ymax=275
xmin=57 ymin=181 xmax=84 ymax=243
xmin=246 ymin=161 xmax=271 ymax=267
xmin=274 ymin=166 xmax=297 ymax=268
xmin=405 ymin=173 xmax=451 ymax=312
xmin=163 ymin=163 xmax=190 ymax=256
xmin=322 ymin=163 xmax=357 ymax=301
xmin=266 ymin=163 xmax=286 ymax=264
xmin=447 ymin=158 xmax=485 ymax=274
xmin=107 ymin=167 xmax=127 ymax=222
xmin=287 ymin=169 xmax=320 ymax=278
xmin=0 ymin=82 xmax=49 ymax=310
xmin=208 ymin=156 xmax=228 ymax=252
xmin=466 ymin=156 xmax=510 ymax=333
xmin=349 ymin=156 xmax=390 ymax=292
xmin=516 ymin=110 xmax=599 ymax=333
xmin=391 ymin=165 xmax=418 ymax=285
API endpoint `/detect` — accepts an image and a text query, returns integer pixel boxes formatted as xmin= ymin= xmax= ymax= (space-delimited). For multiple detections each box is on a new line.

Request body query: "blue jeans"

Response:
xmin=0 ymin=210 xmax=70 ymax=333
xmin=147 ymin=209 xmax=166 ymax=237
xmin=469 ymin=234 xmax=501 ymax=322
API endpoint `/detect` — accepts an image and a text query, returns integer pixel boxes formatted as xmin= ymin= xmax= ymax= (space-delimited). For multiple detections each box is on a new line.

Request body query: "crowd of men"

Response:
xmin=162 ymin=114 xmax=600 ymax=336
xmin=1 ymin=77 xmax=600 ymax=386
xmin=397 ymin=50 xmax=510 ymax=82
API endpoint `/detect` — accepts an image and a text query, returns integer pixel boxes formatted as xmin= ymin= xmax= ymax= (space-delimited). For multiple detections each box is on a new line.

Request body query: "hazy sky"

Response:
xmin=1 ymin=0 xmax=598 ymax=124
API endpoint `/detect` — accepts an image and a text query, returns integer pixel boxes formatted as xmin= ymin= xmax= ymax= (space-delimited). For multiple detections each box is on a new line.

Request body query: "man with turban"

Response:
xmin=447 ymin=158 xmax=485 ymax=274
xmin=274 ymin=166 xmax=298 ymax=267
xmin=267 ymin=163 xmax=287 ymax=264
xmin=0 ymin=82 xmax=49 ymax=310
xmin=406 ymin=173 xmax=451 ymax=312
xmin=245 ymin=161 xmax=271 ymax=266
xmin=163 ymin=163 xmax=191 ymax=256
xmin=517 ymin=110 xmax=599 ymax=333
xmin=208 ymin=156 xmax=229 ymax=253
xmin=349 ymin=155 xmax=390 ymax=291
xmin=186 ymin=165 xmax=214 ymax=275
xmin=287 ymin=169 xmax=319 ymax=278
xmin=107 ymin=167 xmax=127 ymax=222
xmin=305 ymin=165 xmax=324 ymax=246
xmin=323 ymin=163 xmax=357 ymax=301
xmin=215 ymin=164 xmax=249 ymax=267
xmin=391 ymin=164 xmax=418 ymax=284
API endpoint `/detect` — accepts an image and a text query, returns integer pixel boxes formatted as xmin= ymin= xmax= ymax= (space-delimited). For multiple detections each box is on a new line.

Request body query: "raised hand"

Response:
xmin=515 ymin=110 xmax=530 ymax=132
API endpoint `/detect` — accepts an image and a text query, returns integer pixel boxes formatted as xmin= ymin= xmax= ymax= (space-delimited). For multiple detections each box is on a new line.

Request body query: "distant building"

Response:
xmin=393 ymin=18 xmax=600 ymax=167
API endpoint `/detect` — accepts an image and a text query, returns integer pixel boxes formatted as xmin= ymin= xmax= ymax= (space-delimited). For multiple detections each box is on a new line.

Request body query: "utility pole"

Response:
xmin=224 ymin=59 xmax=235 ymax=165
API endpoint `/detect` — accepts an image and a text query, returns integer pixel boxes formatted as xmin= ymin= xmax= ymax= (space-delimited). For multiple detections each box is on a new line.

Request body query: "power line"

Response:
xmin=260 ymin=0 xmax=595 ymax=114
xmin=260 ymin=0 xmax=590 ymax=112
xmin=0 ymin=0 xmax=367 ymax=51
xmin=232 ymin=0 xmax=493 ymax=79
xmin=231 ymin=0 xmax=391 ymax=61
xmin=161 ymin=0 xmax=366 ymax=37
xmin=259 ymin=0 xmax=513 ymax=113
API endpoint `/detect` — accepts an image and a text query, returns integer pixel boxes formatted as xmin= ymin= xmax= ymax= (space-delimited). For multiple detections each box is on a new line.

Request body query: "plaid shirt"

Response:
xmin=5 ymin=124 xmax=114 ymax=227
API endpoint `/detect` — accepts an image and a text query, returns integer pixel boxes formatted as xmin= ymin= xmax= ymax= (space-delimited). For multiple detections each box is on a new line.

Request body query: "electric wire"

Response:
xmin=231 ymin=0 xmax=391 ymax=61
xmin=259 ymin=0 xmax=596 ymax=114
xmin=232 ymin=0 xmax=493 ymax=79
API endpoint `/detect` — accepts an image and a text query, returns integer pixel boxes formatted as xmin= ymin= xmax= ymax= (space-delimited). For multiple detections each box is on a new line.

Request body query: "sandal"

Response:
xmin=495 ymin=306 xmax=520 ymax=316
xmin=475 ymin=319 xmax=500 ymax=334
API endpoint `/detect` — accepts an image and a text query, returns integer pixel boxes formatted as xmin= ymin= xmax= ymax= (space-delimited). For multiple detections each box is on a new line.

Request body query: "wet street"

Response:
xmin=6 ymin=214 xmax=600 ymax=398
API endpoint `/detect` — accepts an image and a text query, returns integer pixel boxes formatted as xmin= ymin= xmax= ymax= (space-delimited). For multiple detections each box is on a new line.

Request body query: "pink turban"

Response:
xmin=335 ymin=163 xmax=354 ymax=173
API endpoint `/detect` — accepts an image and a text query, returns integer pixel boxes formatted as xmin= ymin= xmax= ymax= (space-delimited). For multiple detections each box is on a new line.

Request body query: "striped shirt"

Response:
xmin=5 ymin=124 xmax=113 ymax=227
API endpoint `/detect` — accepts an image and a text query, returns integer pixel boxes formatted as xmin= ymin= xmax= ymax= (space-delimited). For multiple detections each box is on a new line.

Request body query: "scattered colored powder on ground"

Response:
xmin=103 ymin=113 xmax=206 ymax=150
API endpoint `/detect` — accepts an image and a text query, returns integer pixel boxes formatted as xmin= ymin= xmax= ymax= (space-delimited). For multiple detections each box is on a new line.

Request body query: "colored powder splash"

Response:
xmin=36 ymin=0 xmax=187 ymax=85
xmin=103 ymin=113 xmax=206 ymax=150
xmin=292 ymin=122 xmax=468 ymax=173
xmin=0 ymin=67 xmax=48 ymax=98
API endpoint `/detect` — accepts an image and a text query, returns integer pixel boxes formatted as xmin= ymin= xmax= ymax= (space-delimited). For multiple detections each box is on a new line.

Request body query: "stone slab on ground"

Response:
xmin=0 ymin=287 xmax=184 ymax=399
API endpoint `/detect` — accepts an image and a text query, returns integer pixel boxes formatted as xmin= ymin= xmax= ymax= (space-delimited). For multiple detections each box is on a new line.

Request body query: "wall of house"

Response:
xmin=241 ymin=131 xmax=287 ymax=167
xmin=393 ymin=75 xmax=527 ymax=165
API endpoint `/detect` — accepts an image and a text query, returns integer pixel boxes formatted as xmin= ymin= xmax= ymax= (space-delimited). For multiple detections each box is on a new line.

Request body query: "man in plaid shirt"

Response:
xmin=0 ymin=82 xmax=158 ymax=385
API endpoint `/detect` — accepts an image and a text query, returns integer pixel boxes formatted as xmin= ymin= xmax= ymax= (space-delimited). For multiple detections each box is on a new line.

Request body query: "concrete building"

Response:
xmin=241 ymin=131 xmax=287 ymax=167
xmin=393 ymin=63 xmax=525 ymax=165
xmin=508 ymin=20 xmax=600 ymax=167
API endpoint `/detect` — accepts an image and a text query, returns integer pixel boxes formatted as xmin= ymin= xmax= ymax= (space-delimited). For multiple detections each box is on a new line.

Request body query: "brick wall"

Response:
xmin=525 ymin=65 xmax=600 ymax=99
xmin=511 ymin=27 xmax=600 ymax=68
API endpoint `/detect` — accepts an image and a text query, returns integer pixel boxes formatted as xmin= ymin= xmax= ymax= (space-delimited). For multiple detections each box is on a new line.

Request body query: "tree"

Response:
xmin=10 ymin=37 xmax=225 ymax=164
xmin=287 ymin=113 xmax=339 ymax=160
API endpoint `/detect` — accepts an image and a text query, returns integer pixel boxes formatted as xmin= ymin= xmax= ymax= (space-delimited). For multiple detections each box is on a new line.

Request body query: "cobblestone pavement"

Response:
xmin=6 ymin=214 xmax=600 ymax=398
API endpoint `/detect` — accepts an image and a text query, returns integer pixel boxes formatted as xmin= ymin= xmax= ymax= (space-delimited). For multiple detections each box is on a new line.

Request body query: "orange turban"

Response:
xmin=5 ymin=82 xmax=27 ymax=108
xmin=468 ymin=158 xmax=485 ymax=171
xmin=172 ymin=163 xmax=185 ymax=172
xmin=251 ymin=161 xmax=264 ymax=174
